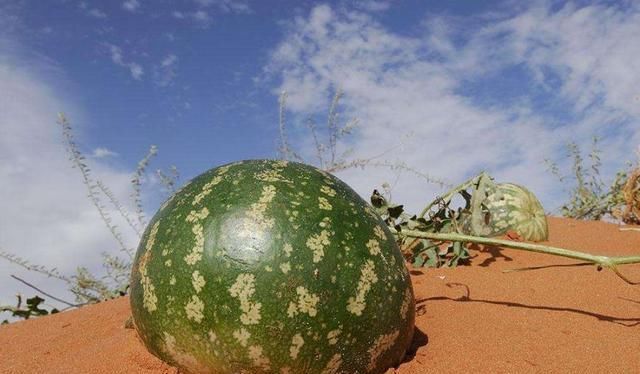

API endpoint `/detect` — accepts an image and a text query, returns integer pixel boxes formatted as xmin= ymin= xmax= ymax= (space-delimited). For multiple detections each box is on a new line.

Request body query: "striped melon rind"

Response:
xmin=130 ymin=160 xmax=415 ymax=374
xmin=480 ymin=183 xmax=549 ymax=242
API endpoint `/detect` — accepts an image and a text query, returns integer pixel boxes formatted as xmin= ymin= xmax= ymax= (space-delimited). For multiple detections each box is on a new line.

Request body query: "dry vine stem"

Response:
xmin=391 ymin=228 xmax=640 ymax=284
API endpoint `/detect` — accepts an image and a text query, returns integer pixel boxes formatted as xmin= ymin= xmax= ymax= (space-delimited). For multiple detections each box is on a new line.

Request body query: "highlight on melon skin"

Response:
xmin=129 ymin=159 xmax=415 ymax=374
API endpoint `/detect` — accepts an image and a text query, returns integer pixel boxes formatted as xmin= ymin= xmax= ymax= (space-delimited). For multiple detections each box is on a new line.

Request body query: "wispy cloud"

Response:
xmin=161 ymin=54 xmax=177 ymax=68
xmin=92 ymin=147 xmax=118 ymax=158
xmin=354 ymin=0 xmax=392 ymax=12
xmin=78 ymin=2 xmax=107 ymax=19
xmin=108 ymin=44 xmax=144 ymax=80
xmin=122 ymin=0 xmax=141 ymax=13
xmin=0 ymin=44 xmax=139 ymax=309
xmin=194 ymin=0 xmax=251 ymax=14
xmin=193 ymin=10 xmax=211 ymax=25
xmin=172 ymin=0 xmax=251 ymax=27
xmin=266 ymin=3 xmax=640 ymax=212
xmin=172 ymin=9 xmax=212 ymax=27
xmin=88 ymin=8 xmax=107 ymax=18
xmin=154 ymin=53 xmax=178 ymax=87
xmin=128 ymin=62 xmax=143 ymax=80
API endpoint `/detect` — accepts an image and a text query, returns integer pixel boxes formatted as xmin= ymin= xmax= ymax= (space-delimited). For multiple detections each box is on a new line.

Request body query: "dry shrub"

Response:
xmin=620 ymin=167 xmax=640 ymax=224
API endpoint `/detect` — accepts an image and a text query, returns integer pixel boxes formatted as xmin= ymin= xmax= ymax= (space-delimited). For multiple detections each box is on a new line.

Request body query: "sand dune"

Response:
xmin=1 ymin=217 xmax=639 ymax=373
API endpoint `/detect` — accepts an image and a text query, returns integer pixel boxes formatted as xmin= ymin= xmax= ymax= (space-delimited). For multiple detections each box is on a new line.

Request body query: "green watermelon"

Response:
xmin=129 ymin=160 xmax=415 ymax=374
xmin=485 ymin=183 xmax=548 ymax=241
xmin=463 ymin=182 xmax=548 ymax=242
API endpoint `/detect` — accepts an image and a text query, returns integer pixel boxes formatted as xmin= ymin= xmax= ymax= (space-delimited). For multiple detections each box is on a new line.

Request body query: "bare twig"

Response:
xmin=326 ymin=89 xmax=343 ymax=166
xmin=277 ymin=91 xmax=304 ymax=162
xmin=0 ymin=250 xmax=72 ymax=284
xmin=10 ymin=275 xmax=82 ymax=308
xmin=306 ymin=118 xmax=325 ymax=169
xmin=156 ymin=166 xmax=180 ymax=195
xmin=96 ymin=180 xmax=141 ymax=237
xmin=58 ymin=113 xmax=133 ymax=259
xmin=131 ymin=144 xmax=158 ymax=229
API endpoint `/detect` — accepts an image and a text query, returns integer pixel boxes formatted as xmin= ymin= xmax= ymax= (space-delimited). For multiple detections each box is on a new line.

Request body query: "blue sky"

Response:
xmin=1 ymin=0 xmax=640 ymax=311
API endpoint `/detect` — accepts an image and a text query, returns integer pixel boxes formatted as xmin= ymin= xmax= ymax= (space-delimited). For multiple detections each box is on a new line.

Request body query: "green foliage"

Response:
xmin=373 ymin=172 xmax=548 ymax=268
xmin=372 ymin=189 xmax=471 ymax=268
xmin=546 ymin=137 xmax=630 ymax=221
xmin=1 ymin=295 xmax=59 ymax=324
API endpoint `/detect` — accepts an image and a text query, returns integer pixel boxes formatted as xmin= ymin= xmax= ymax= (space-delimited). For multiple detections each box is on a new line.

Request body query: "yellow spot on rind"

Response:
xmin=327 ymin=329 xmax=341 ymax=345
xmin=320 ymin=185 xmax=336 ymax=197
xmin=248 ymin=345 xmax=270 ymax=370
xmin=185 ymin=294 xmax=204 ymax=323
xmin=248 ymin=185 xmax=277 ymax=229
xmin=280 ymin=262 xmax=291 ymax=274
xmin=367 ymin=331 xmax=400 ymax=371
xmin=184 ymin=207 xmax=209 ymax=266
xmin=306 ymin=230 xmax=331 ymax=263
xmin=366 ymin=239 xmax=382 ymax=256
xmin=318 ymin=196 xmax=332 ymax=210
xmin=191 ymin=270 xmax=206 ymax=293
xmin=287 ymin=286 xmax=320 ymax=317
xmin=347 ymin=260 xmax=378 ymax=316
xmin=374 ymin=226 xmax=386 ymax=240
xmin=233 ymin=328 xmax=251 ymax=347
xmin=229 ymin=273 xmax=262 ymax=325
xmin=139 ymin=221 xmax=160 ymax=313
xmin=289 ymin=333 xmax=304 ymax=359
xmin=192 ymin=176 xmax=222 ymax=205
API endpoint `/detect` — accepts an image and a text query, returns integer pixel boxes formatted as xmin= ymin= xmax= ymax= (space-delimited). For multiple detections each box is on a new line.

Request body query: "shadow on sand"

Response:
xmin=416 ymin=282 xmax=640 ymax=327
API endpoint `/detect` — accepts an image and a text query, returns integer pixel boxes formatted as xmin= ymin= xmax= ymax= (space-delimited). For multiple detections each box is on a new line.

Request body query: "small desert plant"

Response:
xmin=1 ymin=293 xmax=59 ymax=325
xmin=545 ymin=137 xmax=636 ymax=221
xmin=277 ymin=90 xmax=450 ymax=188
xmin=1 ymin=114 xmax=179 ymax=322
xmin=615 ymin=167 xmax=640 ymax=224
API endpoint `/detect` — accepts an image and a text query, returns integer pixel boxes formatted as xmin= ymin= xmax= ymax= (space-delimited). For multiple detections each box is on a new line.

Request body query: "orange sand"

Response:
xmin=1 ymin=217 xmax=639 ymax=373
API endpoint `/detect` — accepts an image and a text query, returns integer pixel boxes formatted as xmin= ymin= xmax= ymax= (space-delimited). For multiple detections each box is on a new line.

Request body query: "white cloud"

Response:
xmin=0 ymin=43 xmax=140 ymax=312
xmin=161 ymin=54 xmax=177 ymax=67
xmin=108 ymin=44 xmax=144 ymax=80
xmin=122 ymin=0 xmax=140 ymax=12
xmin=354 ymin=0 xmax=391 ymax=12
xmin=173 ymin=0 xmax=251 ymax=26
xmin=78 ymin=1 xmax=107 ymax=19
xmin=109 ymin=44 xmax=123 ymax=64
xmin=129 ymin=62 xmax=144 ymax=80
xmin=193 ymin=10 xmax=211 ymax=24
xmin=155 ymin=53 xmax=178 ymax=87
xmin=194 ymin=0 xmax=251 ymax=14
xmin=92 ymin=147 xmax=118 ymax=158
xmin=266 ymin=3 xmax=640 ymax=213
xmin=87 ymin=8 xmax=107 ymax=19
xmin=172 ymin=10 xmax=212 ymax=27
